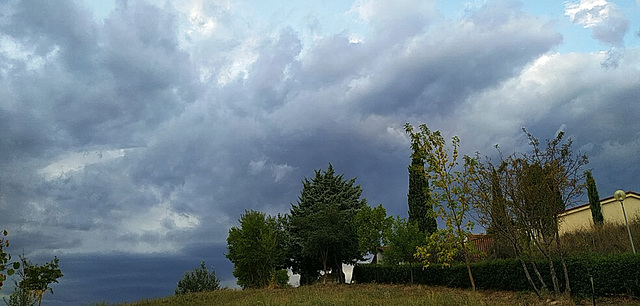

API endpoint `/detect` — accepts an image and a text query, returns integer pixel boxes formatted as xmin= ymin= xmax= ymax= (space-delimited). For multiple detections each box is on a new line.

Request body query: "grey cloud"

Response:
xmin=1 ymin=0 xmax=640 ymax=303
xmin=457 ymin=49 xmax=640 ymax=200
xmin=1 ymin=0 xmax=200 ymax=150
xmin=589 ymin=7 xmax=629 ymax=47
xmin=0 ymin=0 xmax=98 ymax=71
xmin=349 ymin=1 xmax=561 ymax=116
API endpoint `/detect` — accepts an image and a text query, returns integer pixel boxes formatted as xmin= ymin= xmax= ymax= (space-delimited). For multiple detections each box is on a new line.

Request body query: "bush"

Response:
xmin=352 ymin=252 xmax=640 ymax=297
xmin=275 ymin=269 xmax=290 ymax=288
xmin=175 ymin=261 xmax=220 ymax=295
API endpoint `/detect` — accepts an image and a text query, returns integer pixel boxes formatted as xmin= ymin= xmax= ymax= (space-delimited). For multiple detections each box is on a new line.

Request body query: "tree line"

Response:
xmin=219 ymin=122 xmax=595 ymax=298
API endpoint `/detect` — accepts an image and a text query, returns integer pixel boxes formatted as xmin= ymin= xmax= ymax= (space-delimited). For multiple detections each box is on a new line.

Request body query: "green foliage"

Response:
xmin=4 ymin=285 xmax=36 ymax=306
xmin=415 ymin=228 xmax=460 ymax=268
xmin=354 ymin=204 xmax=392 ymax=256
xmin=585 ymin=170 xmax=604 ymax=225
xmin=226 ymin=210 xmax=286 ymax=289
xmin=175 ymin=261 xmax=220 ymax=295
xmin=353 ymin=252 xmax=640 ymax=298
xmin=383 ymin=217 xmax=423 ymax=266
xmin=408 ymin=153 xmax=436 ymax=235
xmin=383 ymin=217 xmax=424 ymax=285
xmin=5 ymin=255 xmax=63 ymax=306
xmin=287 ymin=164 xmax=366 ymax=284
xmin=405 ymin=123 xmax=478 ymax=290
xmin=274 ymin=269 xmax=290 ymax=288
xmin=21 ymin=256 xmax=63 ymax=295
xmin=0 ymin=230 xmax=20 ymax=291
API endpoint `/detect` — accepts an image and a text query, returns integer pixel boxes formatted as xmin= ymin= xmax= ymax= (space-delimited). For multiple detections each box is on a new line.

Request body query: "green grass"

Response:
xmin=119 ymin=283 xmax=640 ymax=306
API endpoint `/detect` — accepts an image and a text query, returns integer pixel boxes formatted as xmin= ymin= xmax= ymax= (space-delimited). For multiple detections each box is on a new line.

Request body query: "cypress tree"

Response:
xmin=585 ymin=170 xmax=604 ymax=225
xmin=407 ymin=152 xmax=437 ymax=235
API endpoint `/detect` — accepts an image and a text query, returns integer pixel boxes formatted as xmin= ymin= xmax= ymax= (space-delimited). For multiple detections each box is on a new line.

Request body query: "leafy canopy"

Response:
xmin=354 ymin=204 xmax=392 ymax=257
xmin=5 ymin=255 xmax=63 ymax=306
xmin=226 ymin=210 xmax=288 ymax=289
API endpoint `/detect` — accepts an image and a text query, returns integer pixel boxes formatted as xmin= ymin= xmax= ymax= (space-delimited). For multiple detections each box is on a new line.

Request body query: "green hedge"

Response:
xmin=352 ymin=253 xmax=640 ymax=297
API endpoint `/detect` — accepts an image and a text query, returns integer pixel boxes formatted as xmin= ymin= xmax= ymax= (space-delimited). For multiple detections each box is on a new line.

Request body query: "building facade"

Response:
xmin=558 ymin=191 xmax=640 ymax=235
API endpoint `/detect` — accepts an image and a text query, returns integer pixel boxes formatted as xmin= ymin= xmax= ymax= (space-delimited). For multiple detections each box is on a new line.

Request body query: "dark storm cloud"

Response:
xmin=1 ymin=0 xmax=199 ymax=149
xmin=1 ymin=0 xmax=640 ymax=303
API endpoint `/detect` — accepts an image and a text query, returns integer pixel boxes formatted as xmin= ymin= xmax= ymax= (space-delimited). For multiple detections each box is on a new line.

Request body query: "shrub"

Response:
xmin=275 ymin=269 xmax=290 ymax=288
xmin=352 ymin=252 xmax=640 ymax=297
xmin=175 ymin=261 xmax=220 ymax=295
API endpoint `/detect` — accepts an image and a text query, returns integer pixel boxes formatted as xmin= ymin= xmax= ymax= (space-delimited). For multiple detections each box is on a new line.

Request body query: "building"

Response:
xmin=558 ymin=191 xmax=640 ymax=235
xmin=370 ymin=246 xmax=388 ymax=264
xmin=466 ymin=234 xmax=494 ymax=259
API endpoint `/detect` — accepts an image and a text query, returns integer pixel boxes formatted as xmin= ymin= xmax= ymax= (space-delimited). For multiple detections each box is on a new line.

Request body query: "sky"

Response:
xmin=1 ymin=0 xmax=639 ymax=304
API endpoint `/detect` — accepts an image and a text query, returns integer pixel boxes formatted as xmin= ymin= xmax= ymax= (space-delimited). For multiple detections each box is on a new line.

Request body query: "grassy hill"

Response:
xmin=120 ymin=283 xmax=639 ymax=306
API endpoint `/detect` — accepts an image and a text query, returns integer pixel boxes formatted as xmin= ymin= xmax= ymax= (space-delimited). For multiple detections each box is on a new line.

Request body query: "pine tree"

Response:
xmin=585 ymin=170 xmax=604 ymax=225
xmin=408 ymin=149 xmax=437 ymax=234
xmin=286 ymin=164 xmax=366 ymax=284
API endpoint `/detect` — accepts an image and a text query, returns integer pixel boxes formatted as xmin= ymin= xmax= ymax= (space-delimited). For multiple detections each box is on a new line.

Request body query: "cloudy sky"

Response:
xmin=1 ymin=0 xmax=639 ymax=304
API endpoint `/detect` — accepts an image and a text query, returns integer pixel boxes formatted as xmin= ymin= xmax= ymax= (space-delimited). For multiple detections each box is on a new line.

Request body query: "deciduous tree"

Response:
xmin=472 ymin=159 xmax=547 ymax=297
xmin=473 ymin=129 xmax=588 ymax=296
xmin=405 ymin=123 xmax=478 ymax=291
xmin=354 ymin=204 xmax=392 ymax=257
xmin=384 ymin=217 xmax=424 ymax=285
xmin=226 ymin=210 xmax=288 ymax=289
xmin=6 ymin=255 xmax=63 ymax=306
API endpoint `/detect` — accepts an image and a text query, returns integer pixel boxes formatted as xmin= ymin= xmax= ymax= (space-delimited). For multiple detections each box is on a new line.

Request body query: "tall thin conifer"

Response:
xmin=585 ymin=170 xmax=604 ymax=225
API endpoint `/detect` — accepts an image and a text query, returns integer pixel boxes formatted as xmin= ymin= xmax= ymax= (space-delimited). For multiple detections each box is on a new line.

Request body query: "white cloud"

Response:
xmin=249 ymin=158 xmax=296 ymax=183
xmin=351 ymin=0 xmax=434 ymax=24
xmin=565 ymin=0 xmax=612 ymax=28
xmin=565 ymin=0 xmax=629 ymax=46
xmin=39 ymin=149 xmax=134 ymax=180
xmin=0 ymin=34 xmax=59 ymax=76
xmin=272 ymin=163 xmax=295 ymax=182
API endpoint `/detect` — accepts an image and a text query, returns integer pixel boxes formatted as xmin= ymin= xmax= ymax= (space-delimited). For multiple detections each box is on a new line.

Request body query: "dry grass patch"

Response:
xmin=120 ymin=283 xmax=640 ymax=306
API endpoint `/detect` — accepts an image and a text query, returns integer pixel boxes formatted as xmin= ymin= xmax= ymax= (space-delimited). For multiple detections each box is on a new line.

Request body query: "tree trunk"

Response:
xmin=532 ymin=234 xmax=558 ymax=295
xmin=410 ymin=262 xmax=414 ymax=286
xmin=530 ymin=257 xmax=547 ymax=290
xmin=461 ymin=240 xmax=476 ymax=291
xmin=548 ymin=257 xmax=560 ymax=295
xmin=525 ymin=241 xmax=547 ymax=290
xmin=556 ymin=232 xmax=571 ymax=295
xmin=513 ymin=242 xmax=541 ymax=297
xmin=560 ymin=257 xmax=570 ymax=295
xmin=518 ymin=256 xmax=541 ymax=297
xmin=334 ymin=258 xmax=345 ymax=284
xmin=321 ymin=249 xmax=329 ymax=284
